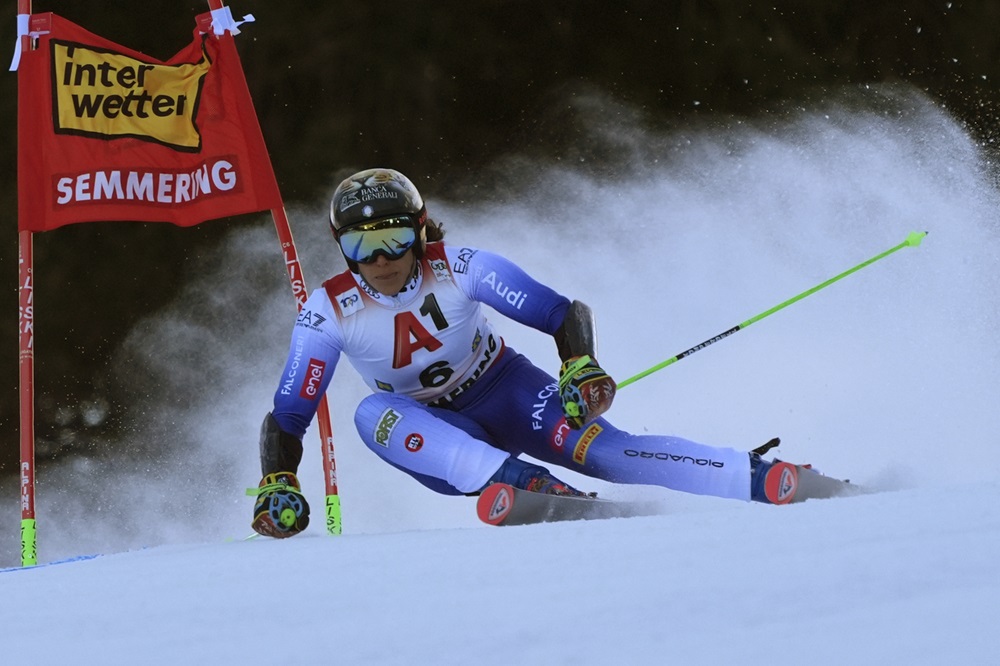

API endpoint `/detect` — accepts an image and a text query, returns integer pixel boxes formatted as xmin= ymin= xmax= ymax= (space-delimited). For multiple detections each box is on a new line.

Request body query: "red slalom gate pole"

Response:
xmin=17 ymin=0 xmax=38 ymax=567
xmin=205 ymin=0 xmax=341 ymax=534
xmin=18 ymin=232 xmax=36 ymax=565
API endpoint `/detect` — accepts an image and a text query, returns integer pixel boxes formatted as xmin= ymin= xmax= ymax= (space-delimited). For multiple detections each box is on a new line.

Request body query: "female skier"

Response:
xmin=250 ymin=168 xmax=820 ymax=537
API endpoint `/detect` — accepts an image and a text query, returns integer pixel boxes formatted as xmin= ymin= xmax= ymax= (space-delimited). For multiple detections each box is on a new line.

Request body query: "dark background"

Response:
xmin=2 ymin=0 xmax=999 ymax=474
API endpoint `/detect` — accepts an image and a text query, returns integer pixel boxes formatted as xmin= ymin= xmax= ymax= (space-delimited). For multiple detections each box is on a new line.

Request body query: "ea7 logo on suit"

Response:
xmin=296 ymin=310 xmax=327 ymax=329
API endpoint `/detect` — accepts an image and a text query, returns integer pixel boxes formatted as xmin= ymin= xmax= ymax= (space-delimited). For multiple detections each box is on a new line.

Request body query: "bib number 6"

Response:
xmin=419 ymin=360 xmax=454 ymax=388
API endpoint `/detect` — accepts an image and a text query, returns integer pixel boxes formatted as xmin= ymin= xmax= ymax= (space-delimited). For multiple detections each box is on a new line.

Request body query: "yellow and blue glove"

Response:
xmin=558 ymin=355 xmax=617 ymax=429
xmin=248 ymin=472 xmax=310 ymax=538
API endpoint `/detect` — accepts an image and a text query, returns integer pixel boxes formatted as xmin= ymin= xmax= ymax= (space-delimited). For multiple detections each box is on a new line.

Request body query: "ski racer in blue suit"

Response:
xmin=250 ymin=168 xmax=818 ymax=537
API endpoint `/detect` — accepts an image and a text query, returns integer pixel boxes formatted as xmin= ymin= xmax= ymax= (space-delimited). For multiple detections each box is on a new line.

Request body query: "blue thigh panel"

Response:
xmin=450 ymin=349 xmax=751 ymax=500
xmin=353 ymin=392 xmax=509 ymax=495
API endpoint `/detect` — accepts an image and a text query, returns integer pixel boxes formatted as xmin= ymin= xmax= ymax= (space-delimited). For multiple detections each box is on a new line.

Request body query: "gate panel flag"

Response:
xmin=17 ymin=12 xmax=282 ymax=232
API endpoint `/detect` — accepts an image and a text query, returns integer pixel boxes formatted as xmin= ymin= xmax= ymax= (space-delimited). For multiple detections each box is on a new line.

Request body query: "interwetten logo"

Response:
xmin=51 ymin=40 xmax=209 ymax=151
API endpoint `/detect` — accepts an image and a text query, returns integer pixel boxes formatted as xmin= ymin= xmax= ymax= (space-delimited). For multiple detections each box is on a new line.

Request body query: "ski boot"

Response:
xmin=487 ymin=456 xmax=593 ymax=498
xmin=749 ymin=438 xmax=858 ymax=504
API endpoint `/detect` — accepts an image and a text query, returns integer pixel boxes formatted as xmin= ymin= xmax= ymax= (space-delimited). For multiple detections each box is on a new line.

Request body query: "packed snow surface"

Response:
xmin=4 ymin=89 xmax=999 ymax=663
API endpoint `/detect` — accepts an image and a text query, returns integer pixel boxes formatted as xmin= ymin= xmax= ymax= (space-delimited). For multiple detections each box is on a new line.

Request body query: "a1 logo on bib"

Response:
xmin=404 ymin=433 xmax=424 ymax=452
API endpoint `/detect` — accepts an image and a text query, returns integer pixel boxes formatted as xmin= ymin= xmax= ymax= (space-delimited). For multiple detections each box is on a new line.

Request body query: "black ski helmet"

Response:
xmin=330 ymin=168 xmax=427 ymax=271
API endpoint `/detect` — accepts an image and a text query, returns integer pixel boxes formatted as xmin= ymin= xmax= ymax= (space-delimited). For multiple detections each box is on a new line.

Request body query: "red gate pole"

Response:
xmin=16 ymin=0 xmax=38 ymax=566
xmin=18 ymin=232 xmax=36 ymax=565
xmin=205 ymin=1 xmax=341 ymax=534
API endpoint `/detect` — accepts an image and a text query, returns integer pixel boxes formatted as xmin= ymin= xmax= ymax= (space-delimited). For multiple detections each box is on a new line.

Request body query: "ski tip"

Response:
xmin=904 ymin=230 xmax=928 ymax=247
xmin=477 ymin=483 xmax=515 ymax=526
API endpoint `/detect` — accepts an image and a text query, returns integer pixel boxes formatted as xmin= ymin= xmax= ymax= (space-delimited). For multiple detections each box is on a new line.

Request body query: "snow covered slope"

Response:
xmin=3 ymin=482 xmax=999 ymax=664
xmin=3 ymin=86 xmax=1000 ymax=663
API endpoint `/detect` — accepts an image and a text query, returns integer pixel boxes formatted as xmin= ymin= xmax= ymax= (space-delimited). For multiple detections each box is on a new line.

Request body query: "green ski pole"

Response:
xmin=617 ymin=231 xmax=927 ymax=390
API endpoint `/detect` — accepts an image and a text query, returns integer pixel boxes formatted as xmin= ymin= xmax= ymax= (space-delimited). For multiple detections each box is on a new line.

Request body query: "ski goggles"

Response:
xmin=337 ymin=216 xmax=418 ymax=264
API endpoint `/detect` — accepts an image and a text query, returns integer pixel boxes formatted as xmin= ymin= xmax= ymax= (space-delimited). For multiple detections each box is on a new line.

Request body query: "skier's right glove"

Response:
xmin=558 ymin=355 xmax=617 ymax=429
xmin=248 ymin=472 xmax=310 ymax=538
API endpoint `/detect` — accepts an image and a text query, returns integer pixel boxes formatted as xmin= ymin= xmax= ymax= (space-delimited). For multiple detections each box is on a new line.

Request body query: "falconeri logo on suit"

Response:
xmin=51 ymin=40 xmax=210 ymax=151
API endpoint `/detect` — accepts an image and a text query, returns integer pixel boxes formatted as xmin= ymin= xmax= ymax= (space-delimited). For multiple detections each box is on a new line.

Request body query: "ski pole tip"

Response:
xmin=904 ymin=230 xmax=928 ymax=247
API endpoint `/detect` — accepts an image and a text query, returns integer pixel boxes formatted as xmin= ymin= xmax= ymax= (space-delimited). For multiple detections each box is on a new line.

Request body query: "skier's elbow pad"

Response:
xmin=554 ymin=300 xmax=598 ymax=362
xmin=259 ymin=412 xmax=304 ymax=476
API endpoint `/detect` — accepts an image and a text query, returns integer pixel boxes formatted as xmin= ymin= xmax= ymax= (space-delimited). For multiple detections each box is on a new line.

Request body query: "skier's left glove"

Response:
xmin=248 ymin=472 xmax=310 ymax=538
xmin=558 ymin=355 xmax=617 ymax=429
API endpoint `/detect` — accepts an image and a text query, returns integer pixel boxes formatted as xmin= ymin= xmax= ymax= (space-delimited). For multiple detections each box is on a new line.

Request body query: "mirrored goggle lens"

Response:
xmin=338 ymin=217 xmax=417 ymax=263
